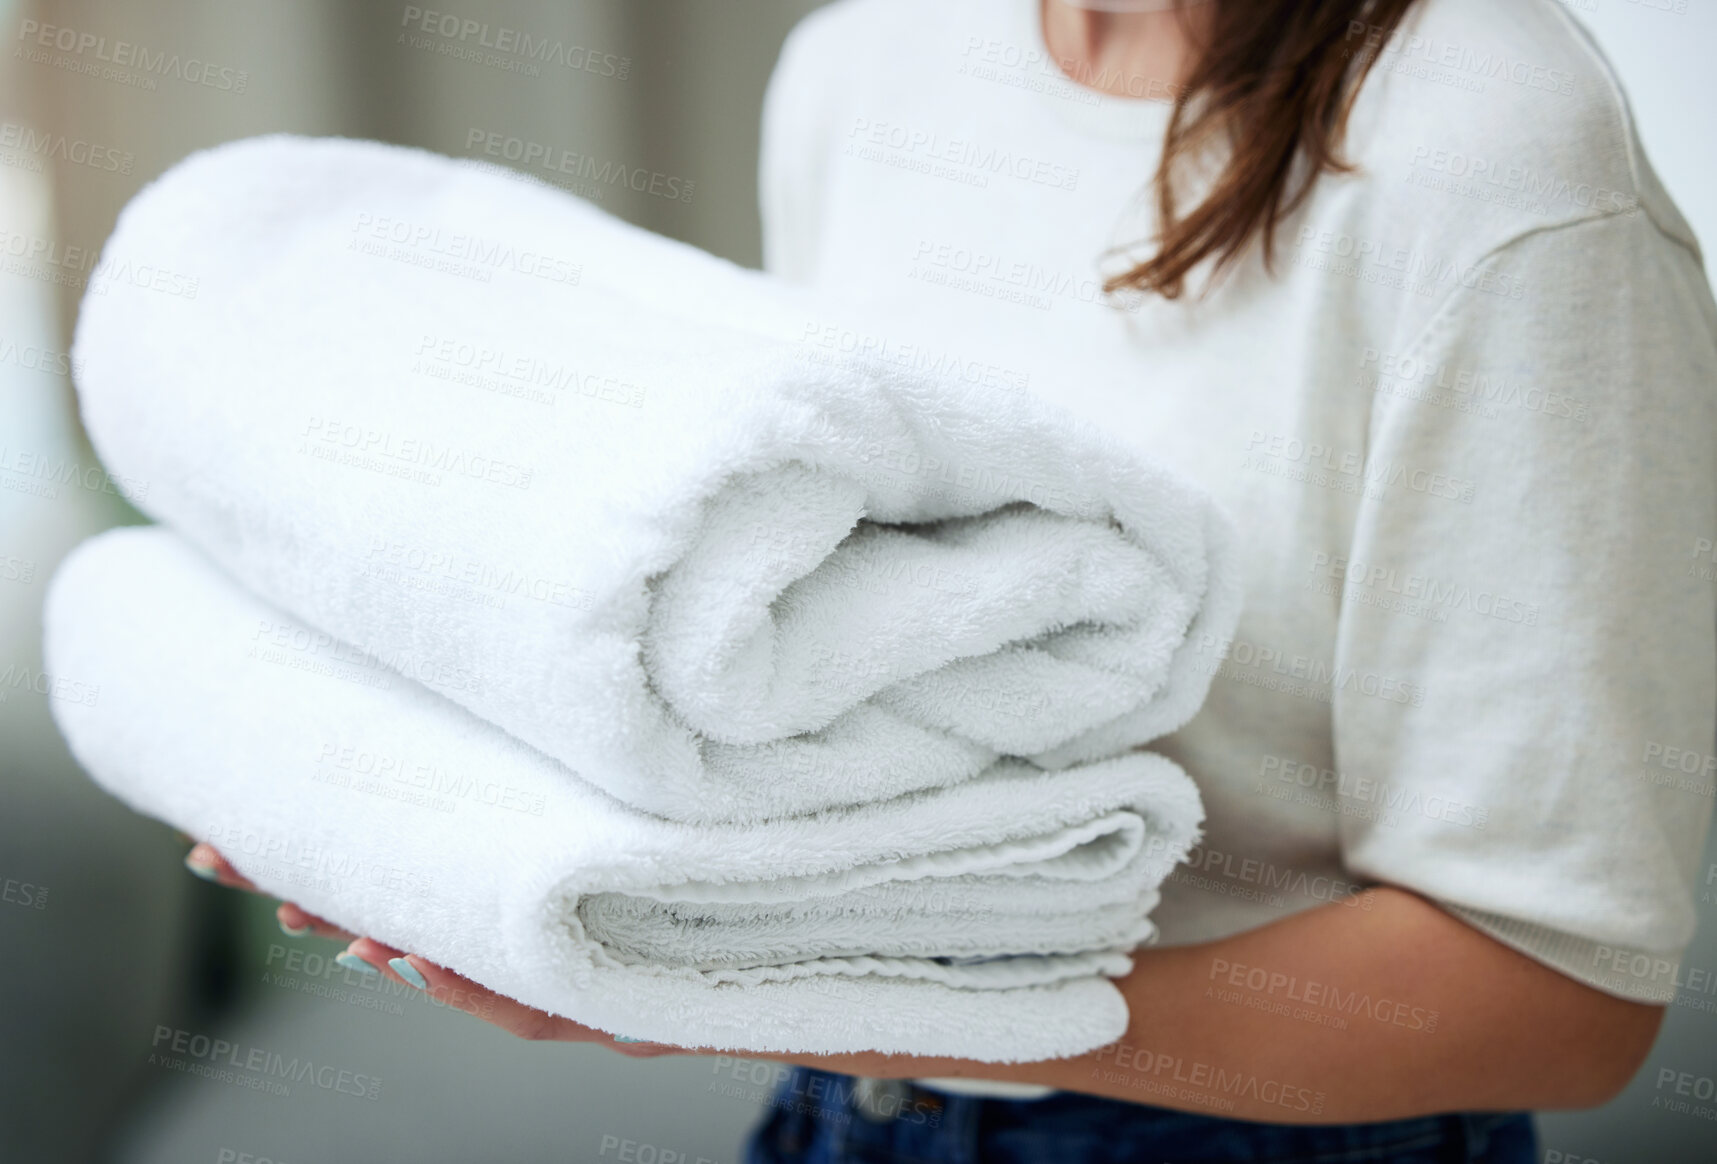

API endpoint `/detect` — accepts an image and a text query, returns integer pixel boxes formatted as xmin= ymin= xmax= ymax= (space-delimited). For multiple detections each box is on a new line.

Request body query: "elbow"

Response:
xmin=1544 ymin=1000 xmax=1665 ymax=1111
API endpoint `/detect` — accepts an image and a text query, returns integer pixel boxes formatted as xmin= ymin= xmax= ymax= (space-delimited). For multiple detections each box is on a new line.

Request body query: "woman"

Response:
xmin=188 ymin=0 xmax=1717 ymax=1159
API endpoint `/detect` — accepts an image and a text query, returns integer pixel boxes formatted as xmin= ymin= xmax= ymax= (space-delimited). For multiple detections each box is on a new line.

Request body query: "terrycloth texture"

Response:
xmin=70 ymin=134 xmax=1239 ymax=824
xmin=46 ymin=527 xmax=1203 ymax=1060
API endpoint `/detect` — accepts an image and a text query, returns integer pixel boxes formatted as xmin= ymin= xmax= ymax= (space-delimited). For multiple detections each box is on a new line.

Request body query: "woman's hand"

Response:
xmin=183 ymin=839 xmax=1665 ymax=1120
xmin=181 ymin=841 xmax=930 ymax=1083
xmin=183 ymin=842 xmax=685 ymax=1059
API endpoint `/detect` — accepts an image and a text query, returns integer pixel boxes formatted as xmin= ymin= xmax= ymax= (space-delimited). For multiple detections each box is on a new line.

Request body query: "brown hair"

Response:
xmin=1107 ymin=0 xmax=1423 ymax=299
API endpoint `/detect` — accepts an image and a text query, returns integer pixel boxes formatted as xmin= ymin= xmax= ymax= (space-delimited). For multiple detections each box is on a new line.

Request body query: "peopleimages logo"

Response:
xmin=1307 ymin=552 xmax=1539 ymax=628
xmin=349 ymin=212 xmax=582 ymax=286
xmin=1294 ymin=226 xmax=1526 ymax=301
xmin=0 ymin=662 xmax=99 ymax=707
xmin=398 ymin=6 xmax=630 ymax=79
xmin=908 ymin=238 xmax=1144 ymax=314
xmin=844 ymin=117 xmax=1080 ymax=192
xmin=148 ymin=1026 xmax=382 ymax=1100
xmin=1197 ymin=631 xmax=1427 ymax=709
xmin=0 ymin=121 xmax=133 ymax=173
xmin=1207 ymin=957 xmax=1441 ymax=1033
xmin=1358 ymin=348 xmax=1589 ymax=423
xmin=1177 ymin=846 xmax=1375 ymax=909
xmin=1245 ymin=430 xmax=1478 ymax=505
xmin=1652 ymin=1066 xmax=1717 ymax=1122
xmin=0 ymin=335 xmax=81 ymax=379
xmin=300 ymin=416 xmax=535 ymax=491
xmin=1343 ymin=20 xmax=1575 ymax=95
xmin=15 ymin=19 xmax=249 ymax=92
xmin=465 ymin=130 xmax=693 ymax=203
xmin=798 ymin=320 xmax=1030 ymax=394
xmin=1090 ymin=1042 xmax=1326 ymax=1116
xmin=313 ymin=739 xmax=548 ymax=816
xmin=1406 ymin=145 xmax=1637 ymax=217
xmin=1 ymin=874 xmax=47 ymax=910
xmin=1257 ymin=753 xmax=1491 ymax=830
xmin=414 ymin=334 xmax=646 ymax=410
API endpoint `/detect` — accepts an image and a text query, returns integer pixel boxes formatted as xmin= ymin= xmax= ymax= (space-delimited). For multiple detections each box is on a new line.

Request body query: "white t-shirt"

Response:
xmin=760 ymin=0 xmax=1717 ymax=1095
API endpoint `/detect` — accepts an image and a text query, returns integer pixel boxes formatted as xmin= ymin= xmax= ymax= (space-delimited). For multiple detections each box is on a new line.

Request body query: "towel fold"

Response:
xmin=70 ymin=134 xmax=1239 ymax=823
xmin=45 ymin=527 xmax=1203 ymax=1061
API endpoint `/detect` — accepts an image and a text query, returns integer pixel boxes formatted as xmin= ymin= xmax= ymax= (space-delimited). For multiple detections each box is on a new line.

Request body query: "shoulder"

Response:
xmin=1336 ymin=0 xmax=1698 ymax=262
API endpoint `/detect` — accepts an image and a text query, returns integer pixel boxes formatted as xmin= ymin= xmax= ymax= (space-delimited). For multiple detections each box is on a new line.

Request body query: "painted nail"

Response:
xmin=183 ymin=852 xmax=221 ymax=882
xmin=614 ymin=1036 xmax=648 ymax=1044
xmin=388 ymin=957 xmax=427 ymax=989
xmin=334 ymin=951 xmax=378 ymax=976
xmin=279 ymin=917 xmax=312 ymax=938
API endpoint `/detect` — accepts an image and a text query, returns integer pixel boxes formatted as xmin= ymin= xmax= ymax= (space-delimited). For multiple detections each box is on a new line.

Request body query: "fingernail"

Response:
xmin=335 ymin=951 xmax=378 ymax=976
xmin=279 ymin=917 xmax=312 ymax=938
xmin=388 ymin=957 xmax=427 ymax=989
xmin=183 ymin=851 xmax=220 ymax=882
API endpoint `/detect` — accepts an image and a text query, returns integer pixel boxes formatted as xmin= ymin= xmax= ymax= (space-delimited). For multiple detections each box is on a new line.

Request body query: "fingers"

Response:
xmin=344 ymin=936 xmax=582 ymax=1040
xmin=275 ymin=901 xmax=358 ymax=943
xmin=184 ymin=842 xmax=359 ymax=942
xmin=184 ymin=843 xmax=358 ymax=941
xmin=182 ymin=843 xmax=257 ymax=891
xmin=186 ymin=842 xmax=679 ymax=1058
xmin=331 ymin=936 xmax=678 ymax=1056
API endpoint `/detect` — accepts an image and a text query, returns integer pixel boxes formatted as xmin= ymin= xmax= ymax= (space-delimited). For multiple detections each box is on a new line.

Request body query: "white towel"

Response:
xmin=71 ymin=134 xmax=1239 ymax=823
xmin=46 ymin=526 xmax=1202 ymax=1061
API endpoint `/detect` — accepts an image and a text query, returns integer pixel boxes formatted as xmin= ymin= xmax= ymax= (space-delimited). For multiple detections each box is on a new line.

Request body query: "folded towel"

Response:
xmin=71 ymin=134 xmax=1239 ymax=823
xmin=45 ymin=526 xmax=1203 ymax=1061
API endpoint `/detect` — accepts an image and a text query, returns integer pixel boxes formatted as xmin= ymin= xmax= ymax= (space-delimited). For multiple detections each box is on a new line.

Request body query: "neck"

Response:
xmin=1039 ymin=0 xmax=1207 ymax=101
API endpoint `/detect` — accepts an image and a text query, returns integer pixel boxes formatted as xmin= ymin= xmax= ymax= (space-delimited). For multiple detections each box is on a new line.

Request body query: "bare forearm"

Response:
xmin=785 ymin=888 xmax=1663 ymax=1122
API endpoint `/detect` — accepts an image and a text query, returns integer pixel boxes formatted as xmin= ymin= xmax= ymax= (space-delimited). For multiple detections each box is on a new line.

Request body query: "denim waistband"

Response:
xmin=744 ymin=1067 xmax=1539 ymax=1164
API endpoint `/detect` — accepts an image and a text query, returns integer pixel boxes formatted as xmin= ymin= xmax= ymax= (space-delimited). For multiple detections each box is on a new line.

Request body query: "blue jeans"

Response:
xmin=744 ymin=1068 xmax=1537 ymax=1163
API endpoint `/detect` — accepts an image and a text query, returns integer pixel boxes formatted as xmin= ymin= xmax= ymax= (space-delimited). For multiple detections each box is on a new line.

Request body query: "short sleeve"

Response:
xmin=1334 ymin=211 xmax=1717 ymax=1002
xmin=758 ymin=4 xmax=847 ymax=284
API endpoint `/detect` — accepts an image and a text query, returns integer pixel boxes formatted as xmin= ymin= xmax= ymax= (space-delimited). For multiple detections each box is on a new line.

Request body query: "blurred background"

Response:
xmin=1 ymin=1 xmax=1713 ymax=1161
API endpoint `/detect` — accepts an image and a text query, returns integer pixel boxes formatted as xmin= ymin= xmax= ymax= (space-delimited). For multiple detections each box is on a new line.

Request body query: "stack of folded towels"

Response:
xmin=45 ymin=136 xmax=1239 ymax=1062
